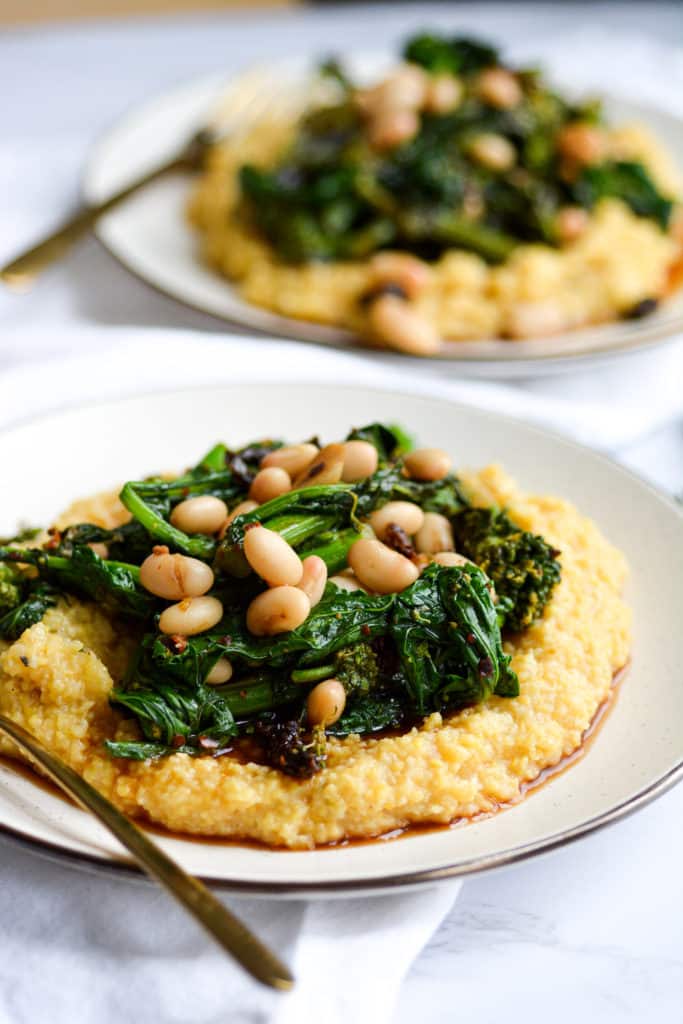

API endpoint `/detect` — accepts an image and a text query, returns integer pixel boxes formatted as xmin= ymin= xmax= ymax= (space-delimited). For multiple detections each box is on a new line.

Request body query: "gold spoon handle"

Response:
xmin=0 ymin=713 xmax=294 ymax=991
xmin=0 ymin=154 xmax=189 ymax=291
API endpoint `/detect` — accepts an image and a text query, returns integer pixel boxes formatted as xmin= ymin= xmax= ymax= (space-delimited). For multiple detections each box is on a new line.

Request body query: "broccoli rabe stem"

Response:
xmin=216 ymin=675 xmax=301 ymax=717
xmin=119 ymin=483 xmax=216 ymax=560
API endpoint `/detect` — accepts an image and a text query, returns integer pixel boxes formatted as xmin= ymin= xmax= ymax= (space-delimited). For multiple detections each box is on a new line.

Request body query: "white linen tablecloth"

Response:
xmin=0 ymin=8 xmax=682 ymax=1024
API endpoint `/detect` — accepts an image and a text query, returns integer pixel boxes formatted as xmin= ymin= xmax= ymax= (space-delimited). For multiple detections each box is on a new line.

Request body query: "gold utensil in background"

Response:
xmin=0 ymin=67 xmax=303 ymax=290
xmin=0 ymin=713 xmax=294 ymax=992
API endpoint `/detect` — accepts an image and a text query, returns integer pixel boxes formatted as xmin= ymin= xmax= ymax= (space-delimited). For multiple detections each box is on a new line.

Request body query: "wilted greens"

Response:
xmin=236 ymin=32 xmax=673 ymax=267
xmin=0 ymin=421 xmax=561 ymax=777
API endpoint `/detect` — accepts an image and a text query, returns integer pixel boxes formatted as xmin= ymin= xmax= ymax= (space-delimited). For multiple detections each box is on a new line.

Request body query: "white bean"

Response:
xmin=261 ymin=443 xmax=319 ymax=478
xmin=348 ymin=538 xmax=419 ymax=594
xmin=205 ymin=657 xmax=233 ymax=685
xmin=369 ymin=251 xmax=432 ymax=300
xmin=329 ymin=572 xmax=364 ymax=592
xmin=243 ymin=525 xmax=303 ymax=587
xmin=357 ymin=64 xmax=427 ymax=116
xmin=415 ymin=513 xmax=454 ymax=555
xmin=249 ymin=466 xmax=291 ymax=503
xmin=246 ymin=586 xmax=310 ymax=636
xmin=368 ymin=294 xmax=440 ymax=356
xmin=368 ymin=108 xmax=419 ymax=150
xmin=404 ymin=447 xmax=452 ymax=481
xmin=505 ymin=301 xmax=568 ymax=339
xmin=88 ymin=542 xmax=109 ymax=560
xmin=158 ymin=595 xmax=223 ymax=636
xmin=476 ymin=68 xmax=522 ymax=109
xmin=298 ymin=555 xmax=327 ymax=607
xmin=468 ymin=133 xmax=516 ymax=172
xmin=292 ymin=443 xmax=345 ymax=488
xmin=170 ymin=495 xmax=228 ymax=535
xmin=424 ymin=73 xmax=463 ymax=113
xmin=306 ymin=678 xmax=346 ymax=727
xmin=432 ymin=551 xmax=474 ymax=568
xmin=140 ymin=548 xmax=215 ymax=600
xmin=556 ymin=205 xmax=590 ymax=244
xmin=341 ymin=440 xmax=379 ymax=483
xmin=369 ymin=501 xmax=425 ymax=540
xmin=557 ymin=123 xmax=606 ymax=167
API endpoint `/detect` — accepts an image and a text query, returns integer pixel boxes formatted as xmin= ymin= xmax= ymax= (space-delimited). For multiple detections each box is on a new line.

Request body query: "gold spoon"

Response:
xmin=0 ymin=713 xmax=294 ymax=992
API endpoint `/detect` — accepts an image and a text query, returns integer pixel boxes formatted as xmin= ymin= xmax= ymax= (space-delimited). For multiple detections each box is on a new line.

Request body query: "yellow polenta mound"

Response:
xmin=188 ymin=120 xmax=681 ymax=343
xmin=0 ymin=466 xmax=630 ymax=849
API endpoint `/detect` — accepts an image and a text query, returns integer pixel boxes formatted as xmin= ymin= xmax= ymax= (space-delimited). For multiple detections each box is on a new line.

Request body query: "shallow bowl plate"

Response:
xmin=0 ymin=384 xmax=681 ymax=894
xmin=83 ymin=55 xmax=683 ymax=378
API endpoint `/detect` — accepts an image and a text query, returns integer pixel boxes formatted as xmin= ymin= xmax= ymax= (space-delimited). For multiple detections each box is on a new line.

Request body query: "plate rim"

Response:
xmin=0 ymin=380 xmax=682 ymax=895
xmin=81 ymin=64 xmax=683 ymax=377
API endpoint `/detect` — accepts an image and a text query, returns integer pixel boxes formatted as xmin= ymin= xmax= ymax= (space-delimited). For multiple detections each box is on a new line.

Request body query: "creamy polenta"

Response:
xmin=0 ymin=466 xmax=630 ymax=849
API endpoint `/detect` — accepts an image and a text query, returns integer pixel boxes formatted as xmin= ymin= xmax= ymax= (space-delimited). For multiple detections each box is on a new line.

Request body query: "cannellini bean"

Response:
xmin=261 ymin=443 xmax=319 ymax=478
xmin=246 ymin=586 xmax=310 ymax=636
xmin=243 ymin=525 xmax=303 ymax=587
xmin=88 ymin=542 xmax=109 ymax=560
xmin=369 ymin=501 xmax=425 ymax=540
xmin=368 ymin=108 xmax=419 ymax=150
xmin=424 ymin=73 xmax=463 ymax=113
xmin=140 ymin=547 xmax=215 ymax=600
xmin=432 ymin=551 xmax=474 ymax=568
xmin=348 ymin=537 xmax=419 ymax=594
xmin=219 ymin=500 xmax=259 ymax=537
xmin=357 ymin=64 xmax=427 ymax=116
xmin=341 ymin=440 xmax=379 ymax=482
xmin=298 ymin=555 xmax=327 ymax=607
xmin=476 ymin=67 xmax=522 ymax=109
xmin=158 ymin=595 xmax=223 ymax=636
xmin=468 ymin=133 xmax=516 ymax=171
xmin=404 ymin=447 xmax=452 ymax=481
xmin=556 ymin=123 xmax=607 ymax=166
xmin=369 ymin=252 xmax=432 ymax=300
xmin=292 ymin=443 xmax=345 ymax=488
xmin=249 ymin=466 xmax=291 ymax=503
xmin=555 ymin=205 xmax=590 ymax=244
xmin=415 ymin=512 xmax=454 ymax=555
xmin=205 ymin=657 xmax=233 ymax=685
xmin=306 ymin=678 xmax=346 ymax=727
xmin=368 ymin=294 xmax=440 ymax=356
xmin=170 ymin=495 xmax=228 ymax=535
xmin=506 ymin=301 xmax=568 ymax=339
xmin=329 ymin=572 xmax=364 ymax=592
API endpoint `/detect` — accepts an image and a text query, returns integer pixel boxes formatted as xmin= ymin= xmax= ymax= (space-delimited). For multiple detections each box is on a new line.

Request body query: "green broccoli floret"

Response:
xmin=0 ymin=563 xmax=23 ymax=616
xmin=332 ymin=642 xmax=380 ymax=697
xmin=452 ymin=507 xmax=561 ymax=633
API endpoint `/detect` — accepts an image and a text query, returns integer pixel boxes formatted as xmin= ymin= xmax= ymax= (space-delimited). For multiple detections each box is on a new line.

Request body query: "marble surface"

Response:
xmin=1 ymin=6 xmax=682 ymax=1023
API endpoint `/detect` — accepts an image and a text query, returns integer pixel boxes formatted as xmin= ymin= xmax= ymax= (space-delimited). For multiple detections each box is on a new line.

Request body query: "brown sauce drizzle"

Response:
xmin=0 ymin=662 xmax=629 ymax=852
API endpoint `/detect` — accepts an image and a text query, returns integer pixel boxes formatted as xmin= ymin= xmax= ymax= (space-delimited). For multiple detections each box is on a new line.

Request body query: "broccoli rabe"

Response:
xmin=452 ymin=506 xmax=561 ymax=632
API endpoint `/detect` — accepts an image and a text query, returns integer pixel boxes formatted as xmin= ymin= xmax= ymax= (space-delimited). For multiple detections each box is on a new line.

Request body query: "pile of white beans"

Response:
xmin=137 ymin=440 xmax=460 ymax=727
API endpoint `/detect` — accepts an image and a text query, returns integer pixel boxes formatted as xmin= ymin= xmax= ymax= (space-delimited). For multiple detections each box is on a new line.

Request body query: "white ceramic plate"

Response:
xmin=1 ymin=383 xmax=682 ymax=895
xmin=82 ymin=56 xmax=683 ymax=378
